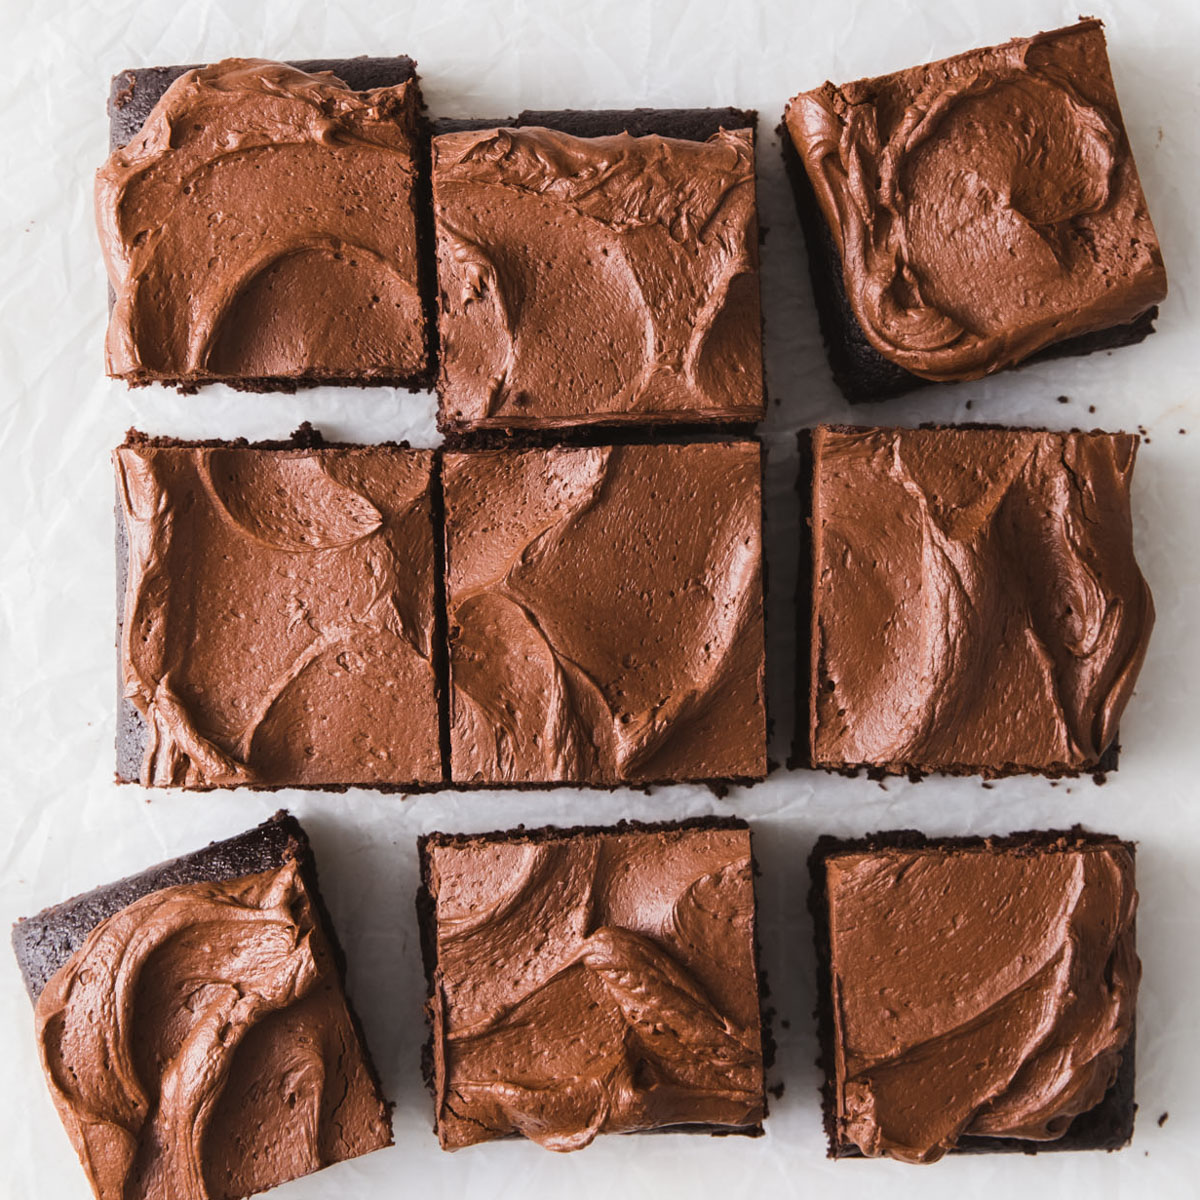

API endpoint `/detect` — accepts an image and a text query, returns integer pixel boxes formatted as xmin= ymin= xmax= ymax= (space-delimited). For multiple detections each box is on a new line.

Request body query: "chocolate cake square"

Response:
xmin=781 ymin=20 xmax=1167 ymax=402
xmin=418 ymin=818 xmax=767 ymax=1150
xmin=11 ymin=812 xmax=392 ymax=1199
xmin=804 ymin=425 xmax=1153 ymax=777
xmin=441 ymin=440 xmax=767 ymax=784
xmin=431 ymin=108 xmax=764 ymax=435
xmin=114 ymin=428 xmax=444 ymax=790
xmin=808 ymin=829 xmax=1139 ymax=1162
xmin=100 ymin=57 xmax=433 ymax=391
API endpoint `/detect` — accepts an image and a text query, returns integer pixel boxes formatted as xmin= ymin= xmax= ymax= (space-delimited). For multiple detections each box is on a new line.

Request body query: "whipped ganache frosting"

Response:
xmin=443 ymin=443 xmax=767 ymax=783
xmin=784 ymin=20 xmax=1167 ymax=382
xmin=423 ymin=822 xmax=766 ymax=1150
xmin=34 ymin=861 xmax=391 ymax=1199
xmin=824 ymin=838 xmax=1139 ymax=1163
xmin=809 ymin=425 xmax=1154 ymax=774
xmin=115 ymin=439 xmax=441 ymax=788
xmin=433 ymin=124 xmax=764 ymax=430
xmin=97 ymin=59 xmax=427 ymax=387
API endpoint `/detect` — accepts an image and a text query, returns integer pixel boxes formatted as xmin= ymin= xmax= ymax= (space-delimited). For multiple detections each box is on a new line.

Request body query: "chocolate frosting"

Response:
xmin=810 ymin=426 xmax=1154 ymax=773
xmin=34 ymin=862 xmax=391 ymax=1198
xmin=784 ymin=20 xmax=1167 ymax=382
xmin=97 ymin=59 xmax=426 ymax=386
xmin=426 ymin=825 xmax=765 ymax=1149
xmin=115 ymin=442 xmax=441 ymax=787
xmin=826 ymin=841 xmax=1139 ymax=1163
xmin=443 ymin=443 xmax=766 ymax=782
xmin=433 ymin=125 xmax=763 ymax=429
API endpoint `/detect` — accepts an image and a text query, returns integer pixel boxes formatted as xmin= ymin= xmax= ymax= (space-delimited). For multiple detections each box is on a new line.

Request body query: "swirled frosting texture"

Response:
xmin=784 ymin=20 xmax=1166 ymax=382
xmin=826 ymin=841 xmax=1138 ymax=1163
xmin=34 ymin=862 xmax=391 ymax=1199
xmin=425 ymin=824 xmax=765 ymax=1150
xmin=115 ymin=441 xmax=441 ymax=787
xmin=810 ymin=425 xmax=1153 ymax=774
xmin=443 ymin=443 xmax=766 ymax=783
xmin=432 ymin=125 xmax=763 ymax=430
xmin=97 ymin=59 xmax=426 ymax=387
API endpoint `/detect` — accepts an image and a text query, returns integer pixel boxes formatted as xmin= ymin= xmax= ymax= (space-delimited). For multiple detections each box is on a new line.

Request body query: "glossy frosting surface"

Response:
xmin=784 ymin=20 xmax=1167 ymax=381
xmin=97 ymin=58 xmax=426 ymax=385
xmin=810 ymin=425 xmax=1154 ymax=773
xmin=443 ymin=443 xmax=766 ymax=783
xmin=426 ymin=824 xmax=765 ymax=1150
xmin=826 ymin=841 xmax=1139 ymax=1162
xmin=433 ymin=125 xmax=763 ymax=428
xmin=34 ymin=863 xmax=391 ymax=1199
xmin=115 ymin=443 xmax=441 ymax=787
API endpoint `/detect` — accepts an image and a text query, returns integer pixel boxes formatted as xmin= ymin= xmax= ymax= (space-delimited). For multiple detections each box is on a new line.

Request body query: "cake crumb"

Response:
xmin=781 ymin=1019 xmax=790 ymax=1030
xmin=1180 ymin=429 xmax=1187 ymax=435
xmin=965 ymin=400 xmax=973 ymax=410
xmin=1158 ymin=1111 xmax=1169 ymax=1127
xmin=1057 ymin=395 xmax=1070 ymax=404
xmin=769 ymin=1082 xmax=785 ymax=1100
xmin=1088 ymin=405 xmax=1096 ymax=413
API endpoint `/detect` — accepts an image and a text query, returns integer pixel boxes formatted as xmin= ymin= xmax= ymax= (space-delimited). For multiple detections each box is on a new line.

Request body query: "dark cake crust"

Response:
xmin=106 ymin=57 xmax=436 ymax=394
xmin=807 ymin=827 xmax=1137 ymax=1158
xmin=779 ymin=128 xmax=1158 ymax=403
xmin=416 ymin=816 xmax=771 ymax=1140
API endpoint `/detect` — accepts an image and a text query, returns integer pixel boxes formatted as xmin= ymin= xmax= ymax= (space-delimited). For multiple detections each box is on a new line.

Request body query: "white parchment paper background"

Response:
xmin=2 ymin=0 xmax=1198 ymax=1197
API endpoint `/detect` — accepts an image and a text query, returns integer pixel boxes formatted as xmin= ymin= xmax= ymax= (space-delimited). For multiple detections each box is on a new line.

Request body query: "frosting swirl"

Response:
xmin=825 ymin=841 xmax=1139 ymax=1162
xmin=115 ymin=442 xmax=440 ymax=788
xmin=810 ymin=426 xmax=1154 ymax=773
xmin=443 ymin=443 xmax=766 ymax=783
xmin=34 ymin=862 xmax=391 ymax=1198
xmin=433 ymin=125 xmax=763 ymax=429
xmin=97 ymin=59 xmax=425 ymax=387
xmin=784 ymin=20 xmax=1167 ymax=381
xmin=426 ymin=825 xmax=765 ymax=1150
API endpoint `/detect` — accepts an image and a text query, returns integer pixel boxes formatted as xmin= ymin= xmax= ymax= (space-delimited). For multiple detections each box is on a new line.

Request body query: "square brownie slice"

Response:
xmin=418 ymin=817 xmax=767 ymax=1150
xmin=432 ymin=109 xmax=764 ymax=435
xmin=804 ymin=424 xmax=1154 ymax=777
xmin=100 ymin=57 xmax=433 ymax=391
xmin=781 ymin=20 xmax=1167 ymax=402
xmin=115 ymin=427 xmax=444 ymax=789
xmin=442 ymin=440 xmax=767 ymax=785
xmin=808 ymin=829 xmax=1139 ymax=1162
xmin=11 ymin=811 xmax=392 ymax=1199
